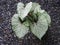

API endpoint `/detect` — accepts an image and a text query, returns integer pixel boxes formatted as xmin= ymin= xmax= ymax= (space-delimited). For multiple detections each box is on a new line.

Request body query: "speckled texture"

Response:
xmin=0 ymin=0 xmax=60 ymax=45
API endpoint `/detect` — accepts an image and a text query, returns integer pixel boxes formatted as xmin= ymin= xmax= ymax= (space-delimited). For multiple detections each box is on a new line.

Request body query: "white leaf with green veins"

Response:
xmin=30 ymin=15 xmax=48 ymax=39
xmin=11 ymin=14 xmax=29 ymax=38
xmin=17 ymin=2 xmax=24 ymax=19
xmin=17 ymin=2 xmax=32 ymax=20
xmin=22 ymin=2 xmax=32 ymax=19
xmin=31 ymin=3 xmax=40 ymax=11
xmin=34 ymin=5 xmax=41 ymax=14
xmin=40 ymin=11 xmax=51 ymax=26
xmin=34 ymin=5 xmax=51 ymax=26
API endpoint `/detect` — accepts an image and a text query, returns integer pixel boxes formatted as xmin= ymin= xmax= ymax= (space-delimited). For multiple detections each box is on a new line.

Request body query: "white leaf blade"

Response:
xmin=21 ymin=2 xmax=32 ymax=20
xmin=34 ymin=7 xmax=51 ymax=26
xmin=31 ymin=3 xmax=40 ymax=11
xmin=31 ymin=15 xmax=48 ymax=39
xmin=40 ymin=11 xmax=51 ymax=26
xmin=17 ymin=2 xmax=24 ymax=20
xmin=18 ymin=2 xmax=32 ymax=20
xmin=11 ymin=14 xmax=29 ymax=38
xmin=17 ymin=2 xmax=24 ymax=12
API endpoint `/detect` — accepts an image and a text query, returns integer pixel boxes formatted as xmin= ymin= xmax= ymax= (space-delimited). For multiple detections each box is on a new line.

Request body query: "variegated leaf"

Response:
xmin=11 ymin=14 xmax=29 ymax=38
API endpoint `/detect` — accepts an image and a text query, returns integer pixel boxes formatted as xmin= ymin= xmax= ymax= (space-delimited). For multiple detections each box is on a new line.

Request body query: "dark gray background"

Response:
xmin=0 ymin=0 xmax=60 ymax=45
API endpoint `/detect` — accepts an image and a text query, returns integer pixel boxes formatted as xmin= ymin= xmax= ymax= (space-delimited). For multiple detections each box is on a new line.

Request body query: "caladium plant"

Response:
xmin=11 ymin=2 xmax=51 ymax=39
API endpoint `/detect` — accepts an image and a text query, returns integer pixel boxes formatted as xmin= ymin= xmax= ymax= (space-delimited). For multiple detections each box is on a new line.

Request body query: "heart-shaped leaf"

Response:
xmin=17 ymin=2 xmax=32 ymax=20
xmin=34 ymin=6 xmax=51 ymax=26
xmin=40 ymin=11 xmax=51 ymax=26
xmin=30 ymin=15 xmax=48 ymax=39
xmin=31 ymin=3 xmax=40 ymax=11
xmin=11 ymin=14 xmax=29 ymax=38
